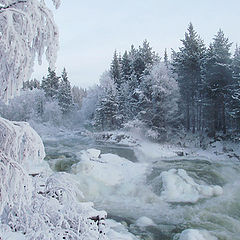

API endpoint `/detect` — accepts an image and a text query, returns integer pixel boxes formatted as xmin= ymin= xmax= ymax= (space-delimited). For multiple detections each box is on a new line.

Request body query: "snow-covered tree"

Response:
xmin=138 ymin=62 xmax=179 ymax=140
xmin=94 ymin=71 xmax=119 ymax=130
xmin=110 ymin=50 xmax=122 ymax=90
xmin=23 ymin=78 xmax=41 ymax=90
xmin=172 ymin=23 xmax=206 ymax=133
xmin=0 ymin=1 xmax=110 ymax=239
xmin=0 ymin=0 xmax=60 ymax=103
xmin=203 ymin=29 xmax=232 ymax=135
xmin=58 ymin=68 xmax=73 ymax=114
xmin=229 ymin=45 xmax=240 ymax=128
xmin=72 ymin=86 xmax=87 ymax=108
xmin=41 ymin=67 xmax=60 ymax=99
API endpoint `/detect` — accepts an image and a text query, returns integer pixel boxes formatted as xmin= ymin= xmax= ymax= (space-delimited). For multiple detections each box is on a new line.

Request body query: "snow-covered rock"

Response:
xmin=178 ymin=229 xmax=217 ymax=240
xmin=95 ymin=131 xmax=139 ymax=147
xmin=71 ymin=149 xmax=148 ymax=187
xmin=105 ymin=219 xmax=138 ymax=240
xmin=160 ymin=169 xmax=223 ymax=203
xmin=0 ymin=118 xmax=112 ymax=239
xmin=135 ymin=216 xmax=156 ymax=227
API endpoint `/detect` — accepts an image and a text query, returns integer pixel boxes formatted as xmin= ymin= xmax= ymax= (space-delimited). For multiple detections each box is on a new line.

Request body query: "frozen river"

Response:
xmin=43 ymin=132 xmax=240 ymax=240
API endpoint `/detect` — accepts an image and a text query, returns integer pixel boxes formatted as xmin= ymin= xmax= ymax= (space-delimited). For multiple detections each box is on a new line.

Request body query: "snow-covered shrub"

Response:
xmin=41 ymin=99 xmax=63 ymax=125
xmin=2 ymin=89 xmax=46 ymax=122
xmin=0 ymin=117 xmax=109 ymax=239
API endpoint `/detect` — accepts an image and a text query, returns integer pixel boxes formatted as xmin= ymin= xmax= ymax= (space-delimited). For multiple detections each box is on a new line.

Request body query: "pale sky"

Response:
xmin=33 ymin=0 xmax=240 ymax=88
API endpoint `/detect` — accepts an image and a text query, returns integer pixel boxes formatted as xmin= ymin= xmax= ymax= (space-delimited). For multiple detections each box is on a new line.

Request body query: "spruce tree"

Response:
xmin=172 ymin=23 xmax=206 ymax=133
xmin=110 ymin=51 xmax=122 ymax=90
xmin=203 ymin=30 xmax=232 ymax=135
xmin=228 ymin=45 xmax=240 ymax=129
xmin=164 ymin=48 xmax=169 ymax=68
xmin=41 ymin=67 xmax=60 ymax=99
xmin=58 ymin=68 xmax=73 ymax=114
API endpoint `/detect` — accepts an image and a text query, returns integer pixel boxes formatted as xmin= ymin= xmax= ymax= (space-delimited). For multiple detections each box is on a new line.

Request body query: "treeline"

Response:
xmin=92 ymin=23 xmax=240 ymax=140
xmin=0 ymin=68 xmax=86 ymax=125
xmin=172 ymin=23 xmax=240 ymax=137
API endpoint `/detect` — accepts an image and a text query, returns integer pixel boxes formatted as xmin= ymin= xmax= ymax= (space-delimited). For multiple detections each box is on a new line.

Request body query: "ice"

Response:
xmin=86 ymin=148 xmax=101 ymax=158
xmin=135 ymin=216 xmax=156 ymax=227
xmin=95 ymin=131 xmax=139 ymax=147
xmin=72 ymin=149 xmax=148 ymax=187
xmin=0 ymin=225 xmax=26 ymax=240
xmin=105 ymin=219 xmax=138 ymax=240
xmin=178 ymin=229 xmax=217 ymax=240
xmin=160 ymin=169 xmax=223 ymax=203
xmin=0 ymin=118 xmax=127 ymax=239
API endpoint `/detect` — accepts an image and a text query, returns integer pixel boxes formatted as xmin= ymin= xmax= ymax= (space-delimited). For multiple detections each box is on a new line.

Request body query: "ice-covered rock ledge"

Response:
xmin=0 ymin=117 xmax=136 ymax=240
xmin=94 ymin=131 xmax=140 ymax=147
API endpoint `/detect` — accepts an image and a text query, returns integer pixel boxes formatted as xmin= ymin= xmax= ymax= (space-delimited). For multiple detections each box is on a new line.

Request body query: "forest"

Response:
xmin=2 ymin=23 xmax=240 ymax=142
xmin=1 ymin=1 xmax=240 ymax=239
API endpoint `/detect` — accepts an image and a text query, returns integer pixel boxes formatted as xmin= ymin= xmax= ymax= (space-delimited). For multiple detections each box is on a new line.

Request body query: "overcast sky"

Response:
xmin=33 ymin=0 xmax=240 ymax=88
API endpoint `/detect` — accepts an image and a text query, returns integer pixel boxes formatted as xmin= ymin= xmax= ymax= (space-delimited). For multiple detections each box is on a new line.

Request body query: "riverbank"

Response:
xmin=12 ymin=122 xmax=240 ymax=240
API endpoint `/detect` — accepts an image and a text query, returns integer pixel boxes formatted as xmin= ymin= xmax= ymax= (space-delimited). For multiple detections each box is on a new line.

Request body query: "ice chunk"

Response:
xmin=136 ymin=216 xmax=156 ymax=227
xmin=105 ymin=219 xmax=138 ymax=240
xmin=160 ymin=169 xmax=223 ymax=203
xmin=86 ymin=148 xmax=101 ymax=159
xmin=72 ymin=150 xmax=147 ymax=186
xmin=179 ymin=229 xmax=217 ymax=240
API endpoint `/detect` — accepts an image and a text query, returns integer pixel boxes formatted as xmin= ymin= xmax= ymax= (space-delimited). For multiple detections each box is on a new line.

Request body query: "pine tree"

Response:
xmin=164 ymin=48 xmax=169 ymax=68
xmin=94 ymin=90 xmax=118 ymax=131
xmin=41 ymin=67 xmax=60 ymax=99
xmin=58 ymin=68 xmax=73 ymax=114
xmin=203 ymin=30 xmax=232 ymax=135
xmin=121 ymin=51 xmax=132 ymax=83
xmin=172 ymin=23 xmax=206 ymax=133
xmin=228 ymin=45 xmax=240 ymax=129
xmin=110 ymin=50 xmax=122 ymax=90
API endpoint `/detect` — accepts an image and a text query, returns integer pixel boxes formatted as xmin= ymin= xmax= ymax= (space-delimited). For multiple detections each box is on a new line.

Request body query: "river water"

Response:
xmin=43 ymin=132 xmax=240 ymax=240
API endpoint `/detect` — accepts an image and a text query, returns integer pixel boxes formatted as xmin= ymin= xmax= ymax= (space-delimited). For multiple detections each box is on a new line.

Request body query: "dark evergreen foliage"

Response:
xmin=93 ymin=24 xmax=240 ymax=140
xmin=58 ymin=68 xmax=73 ymax=114
xmin=41 ymin=67 xmax=60 ymax=99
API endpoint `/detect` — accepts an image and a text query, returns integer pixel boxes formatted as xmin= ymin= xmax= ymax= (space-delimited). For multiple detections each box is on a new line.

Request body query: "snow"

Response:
xmin=0 ymin=0 xmax=60 ymax=103
xmin=160 ymin=169 xmax=223 ymax=203
xmin=71 ymin=149 xmax=148 ymax=187
xmin=105 ymin=219 xmax=138 ymax=240
xmin=0 ymin=225 xmax=26 ymax=240
xmin=83 ymin=148 xmax=101 ymax=159
xmin=178 ymin=229 xmax=217 ymax=240
xmin=95 ymin=131 xmax=139 ymax=147
xmin=135 ymin=216 xmax=156 ymax=227
xmin=0 ymin=118 xmax=136 ymax=240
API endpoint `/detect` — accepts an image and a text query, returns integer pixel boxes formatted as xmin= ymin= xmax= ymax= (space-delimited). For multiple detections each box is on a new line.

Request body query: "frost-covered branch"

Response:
xmin=0 ymin=0 xmax=61 ymax=103
xmin=0 ymin=0 xmax=26 ymax=11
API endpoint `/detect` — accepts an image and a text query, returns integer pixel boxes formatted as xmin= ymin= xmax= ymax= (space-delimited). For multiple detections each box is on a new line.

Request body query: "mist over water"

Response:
xmin=43 ymin=133 xmax=240 ymax=240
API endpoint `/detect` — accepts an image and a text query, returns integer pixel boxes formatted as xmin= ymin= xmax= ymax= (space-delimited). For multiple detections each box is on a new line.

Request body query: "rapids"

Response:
xmin=43 ymin=132 xmax=240 ymax=240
